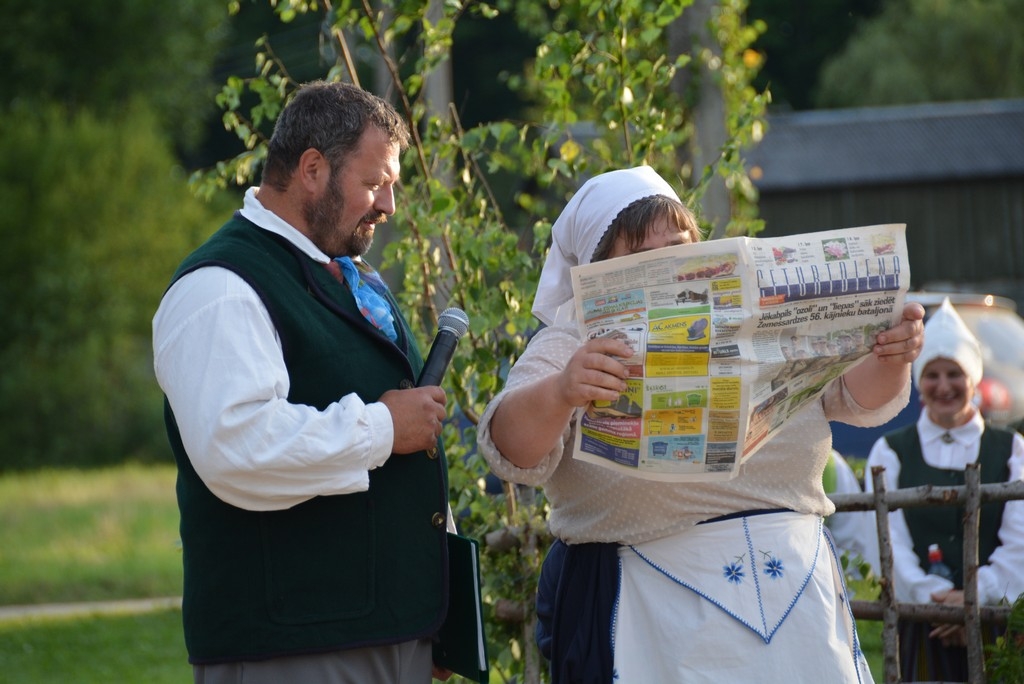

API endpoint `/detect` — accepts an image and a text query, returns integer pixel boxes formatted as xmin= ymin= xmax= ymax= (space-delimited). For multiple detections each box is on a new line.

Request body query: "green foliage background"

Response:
xmin=817 ymin=0 xmax=1024 ymax=108
xmin=0 ymin=104 xmax=230 ymax=470
xmin=0 ymin=0 xmax=230 ymax=150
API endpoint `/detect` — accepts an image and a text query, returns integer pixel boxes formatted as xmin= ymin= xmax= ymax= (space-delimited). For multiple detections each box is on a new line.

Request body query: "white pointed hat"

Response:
xmin=911 ymin=297 xmax=982 ymax=388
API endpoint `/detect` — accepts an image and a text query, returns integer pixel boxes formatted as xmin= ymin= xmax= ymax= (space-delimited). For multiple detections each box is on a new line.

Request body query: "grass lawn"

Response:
xmin=849 ymin=576 xmax=885 ymax=681
xmin=0 ymin=608 xmax=191 ymax=683
xmin=858 ymin=617 xmax=885 ymax=682
xmin=0 ymin=464 xmax=189 ymax=682
xmin=0 ymin=464 xmax=892 ymax=683
xmin=0 ymin=463 xmax=182 ymax=605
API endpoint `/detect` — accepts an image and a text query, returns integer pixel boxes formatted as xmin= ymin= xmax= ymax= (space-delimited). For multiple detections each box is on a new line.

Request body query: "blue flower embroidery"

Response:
xmin=723 ymin=562 xmax=745 ymax=584
xmin=764 ymin=557 xmax=784 ymax=579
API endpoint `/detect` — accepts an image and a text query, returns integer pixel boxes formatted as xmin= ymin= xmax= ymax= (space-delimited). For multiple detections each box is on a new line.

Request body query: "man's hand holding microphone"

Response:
xmin=379 ymin=308 xmax=469 ymax=454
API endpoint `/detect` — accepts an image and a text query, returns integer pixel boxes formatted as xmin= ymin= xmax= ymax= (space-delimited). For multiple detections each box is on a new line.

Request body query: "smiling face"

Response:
xmin=919 ymin=357 xmax=977 ymax=428
xmin=303 ymin=126 xmax=402 ymax=258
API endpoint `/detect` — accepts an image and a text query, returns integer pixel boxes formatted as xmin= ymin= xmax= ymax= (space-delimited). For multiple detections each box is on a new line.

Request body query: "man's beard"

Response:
xmin=304 ymin=186 xmax=384 ymax=258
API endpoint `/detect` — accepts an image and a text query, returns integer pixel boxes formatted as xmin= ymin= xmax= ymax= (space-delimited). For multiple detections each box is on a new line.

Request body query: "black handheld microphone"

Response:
xmin=416 ymin=307 xmax=471 ymax=387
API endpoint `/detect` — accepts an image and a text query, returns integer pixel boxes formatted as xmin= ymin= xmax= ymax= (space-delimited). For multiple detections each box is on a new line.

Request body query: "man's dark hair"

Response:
xmin=261 ymin=81 xmax=410 ymax=191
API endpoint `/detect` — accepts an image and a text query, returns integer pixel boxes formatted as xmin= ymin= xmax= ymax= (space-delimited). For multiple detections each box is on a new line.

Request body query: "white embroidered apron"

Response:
xmin=612 ymin=511 xmax=875 ymax=683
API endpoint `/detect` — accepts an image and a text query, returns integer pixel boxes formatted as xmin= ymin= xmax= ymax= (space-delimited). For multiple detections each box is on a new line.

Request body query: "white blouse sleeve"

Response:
xmin=977 ymin=431 xmax=1024 ymax=605
xmin=824 ymin=373 xmax=910 ymax=427
xmin=476 ymin=326 xmax=580 ymax=486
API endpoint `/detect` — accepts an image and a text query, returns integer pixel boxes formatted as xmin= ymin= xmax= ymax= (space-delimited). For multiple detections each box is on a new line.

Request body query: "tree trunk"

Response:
xmin=669 ymin=0 xmax=731 ymax=238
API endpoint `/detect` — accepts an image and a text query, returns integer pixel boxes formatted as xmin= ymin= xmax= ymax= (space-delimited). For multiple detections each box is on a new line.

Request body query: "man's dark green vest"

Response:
xmin=163 ymin=215 xmax=450 ymax=664
xmin=884 ymin=423 xmax=1011 ymax=588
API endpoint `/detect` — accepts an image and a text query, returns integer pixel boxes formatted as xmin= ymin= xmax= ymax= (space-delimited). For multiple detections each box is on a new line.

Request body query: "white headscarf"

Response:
xmin=911 ymin=297 xmax=983 ymax=388
xmin=532 ymin=165 xmax=680 ymax=326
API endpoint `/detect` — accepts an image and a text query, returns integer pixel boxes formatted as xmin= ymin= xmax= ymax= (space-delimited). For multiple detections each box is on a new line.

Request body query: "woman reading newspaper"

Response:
xmin=476 ymin=165 xmax=925 ymax=683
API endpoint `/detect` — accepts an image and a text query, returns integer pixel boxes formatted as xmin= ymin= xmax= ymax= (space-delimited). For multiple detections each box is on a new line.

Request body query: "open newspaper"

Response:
xmin=568 ymin=223 xmax=909 ymax=482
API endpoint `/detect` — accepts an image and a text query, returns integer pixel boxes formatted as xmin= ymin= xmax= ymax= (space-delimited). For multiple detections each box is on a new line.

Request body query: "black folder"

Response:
xmin=433 ymin=533 xmax=489 ymax=682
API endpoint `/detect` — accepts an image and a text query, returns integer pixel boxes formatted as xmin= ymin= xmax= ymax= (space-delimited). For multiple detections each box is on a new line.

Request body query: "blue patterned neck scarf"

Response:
xmin=331 ymin=256 xmax=398 ymax=342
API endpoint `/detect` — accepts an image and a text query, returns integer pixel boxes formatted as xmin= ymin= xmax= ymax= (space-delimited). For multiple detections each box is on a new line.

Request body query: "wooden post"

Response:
xmin=963 ymin=464 xmax=985 ymax=682
xmin=871 ymin=466 xmax=901 ymax=684
xmin=834 ymin=475 xmax=1024 ymax=683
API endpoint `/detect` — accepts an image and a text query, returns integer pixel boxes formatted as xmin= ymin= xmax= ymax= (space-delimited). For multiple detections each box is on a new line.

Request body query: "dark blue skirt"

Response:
xmin=536 ymin=539 xmax=619 ymax=684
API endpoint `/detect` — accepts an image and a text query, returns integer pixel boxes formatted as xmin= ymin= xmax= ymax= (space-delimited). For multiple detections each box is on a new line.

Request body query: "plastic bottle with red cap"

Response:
xmin=927 ymin=543 xmax=954 ymax=581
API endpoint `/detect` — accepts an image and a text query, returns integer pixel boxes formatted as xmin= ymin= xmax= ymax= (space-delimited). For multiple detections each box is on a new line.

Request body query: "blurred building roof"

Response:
xmin=745 ymin=99 xmax=1024 ymax=191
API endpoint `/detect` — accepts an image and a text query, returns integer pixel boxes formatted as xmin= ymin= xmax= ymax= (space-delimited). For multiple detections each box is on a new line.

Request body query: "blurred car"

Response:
xmin=831 ymin=291 xmax=1024 ymax=460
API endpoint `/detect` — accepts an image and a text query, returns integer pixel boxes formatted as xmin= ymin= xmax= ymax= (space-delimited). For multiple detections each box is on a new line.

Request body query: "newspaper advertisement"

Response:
xmin=568 ymin=223 xmax=909 ymax=482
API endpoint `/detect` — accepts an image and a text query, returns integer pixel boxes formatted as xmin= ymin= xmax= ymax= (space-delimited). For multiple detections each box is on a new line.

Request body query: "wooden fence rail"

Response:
xmin=828 ymin=467 xmax=1024 ymax=684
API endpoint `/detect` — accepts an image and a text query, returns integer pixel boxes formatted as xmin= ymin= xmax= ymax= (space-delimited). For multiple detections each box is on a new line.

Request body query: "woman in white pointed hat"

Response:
xmin=478 ymin=165 xmax=927 ymax=683
xmin=866 ymin=297 xmax=1024 ymax=682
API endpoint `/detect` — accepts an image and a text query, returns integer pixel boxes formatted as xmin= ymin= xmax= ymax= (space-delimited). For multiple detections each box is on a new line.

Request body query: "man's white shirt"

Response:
xmin=152 ymin=188 xmax=394 ymax=511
